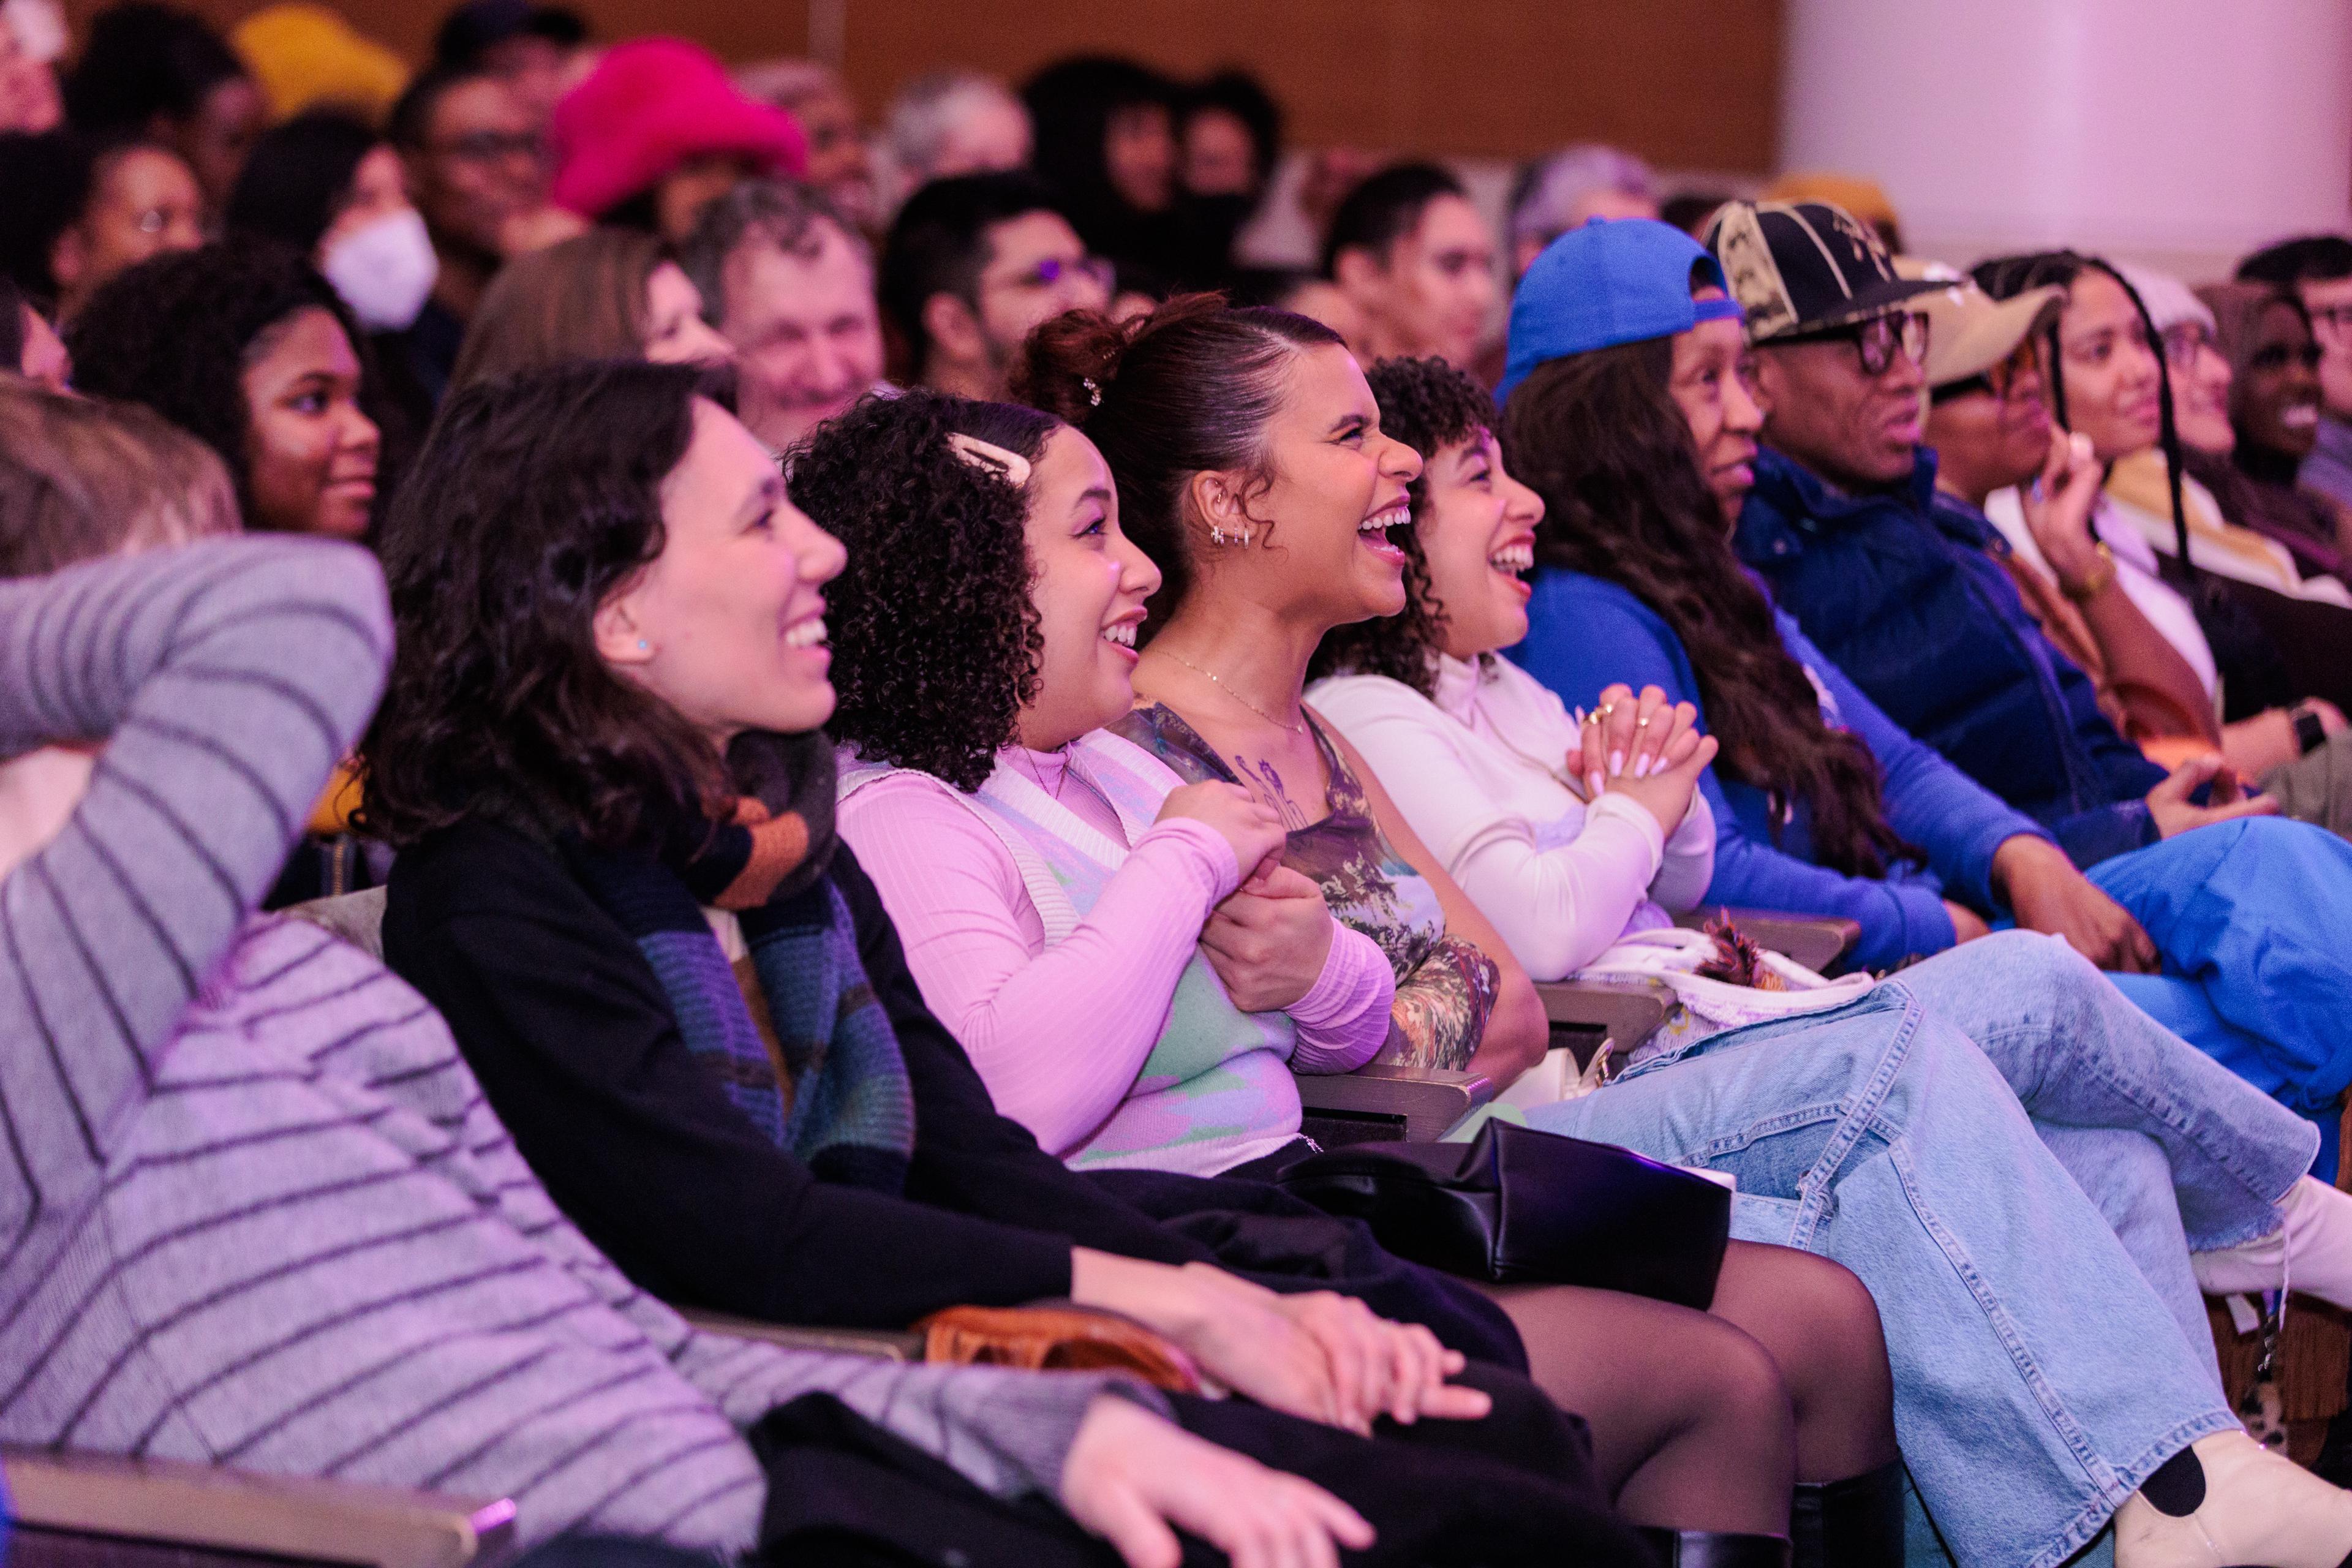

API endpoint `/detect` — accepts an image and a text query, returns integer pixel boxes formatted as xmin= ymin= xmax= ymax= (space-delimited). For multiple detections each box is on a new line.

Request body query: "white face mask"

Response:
xmin=321 ymin=208 xmax=439 ymax=333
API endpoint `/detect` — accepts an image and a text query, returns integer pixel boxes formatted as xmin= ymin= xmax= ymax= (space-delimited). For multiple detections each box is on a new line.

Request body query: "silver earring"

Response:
xmin=1210 ymin=524 xmax=1227 ymax=546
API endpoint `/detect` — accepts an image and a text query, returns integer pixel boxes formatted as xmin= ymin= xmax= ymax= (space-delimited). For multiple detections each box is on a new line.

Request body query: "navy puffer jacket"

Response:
xmin=1735 ymin=447 xmax=2165 ymax=869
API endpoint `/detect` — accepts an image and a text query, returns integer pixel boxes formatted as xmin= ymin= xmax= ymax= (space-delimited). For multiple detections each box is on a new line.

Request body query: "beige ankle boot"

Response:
xmin=2113 ymin=1431 xmax=2352 ymax=1568
xmin=2192 ymin=1177 xmax=2352 ymax=1310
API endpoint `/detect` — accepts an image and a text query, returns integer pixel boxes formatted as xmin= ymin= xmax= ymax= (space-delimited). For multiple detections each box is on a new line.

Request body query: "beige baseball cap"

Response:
xmin=1896 ymin=256 xmax=2065 ymax=390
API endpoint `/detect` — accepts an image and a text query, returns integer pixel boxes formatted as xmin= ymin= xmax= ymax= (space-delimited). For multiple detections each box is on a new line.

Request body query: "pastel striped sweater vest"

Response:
xmin=843 ymin=734 xmax=1303 ymax=1174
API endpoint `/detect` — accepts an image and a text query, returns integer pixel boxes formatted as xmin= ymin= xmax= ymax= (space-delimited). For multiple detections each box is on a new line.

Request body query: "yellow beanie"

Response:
xmin=232 ymin=4 xmax=410 ymax=124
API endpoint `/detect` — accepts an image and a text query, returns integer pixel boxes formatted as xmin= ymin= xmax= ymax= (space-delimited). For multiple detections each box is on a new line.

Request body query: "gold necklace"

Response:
xmin=1148 ymin=648 xmax=1308 ymax=736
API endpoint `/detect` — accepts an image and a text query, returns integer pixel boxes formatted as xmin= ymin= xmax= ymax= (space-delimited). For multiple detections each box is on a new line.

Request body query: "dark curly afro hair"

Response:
xmin=789 ymin=389 xmax=1059 ymax=793
xmin=1308 ymin=355 xmax=1496 ymax=696
xmin=64 ymin=237 xmax=368 ymax=526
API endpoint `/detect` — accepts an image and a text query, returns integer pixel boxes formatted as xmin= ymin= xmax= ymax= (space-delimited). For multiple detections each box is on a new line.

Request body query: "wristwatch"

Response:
xmin=2060 ymin=541 xmax=2116 ymax=603
xmin=2293 ymin=702 xmax=2328 ymax=756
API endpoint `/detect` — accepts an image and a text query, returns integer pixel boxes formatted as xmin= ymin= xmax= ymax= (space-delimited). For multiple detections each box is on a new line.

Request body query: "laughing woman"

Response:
xmin=799 ymin=379 xmax=1898 ymax=1566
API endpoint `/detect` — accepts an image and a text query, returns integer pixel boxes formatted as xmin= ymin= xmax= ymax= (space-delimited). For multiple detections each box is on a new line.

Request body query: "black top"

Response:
xmin=384 ymin=819 xmax=1209 ymax=1329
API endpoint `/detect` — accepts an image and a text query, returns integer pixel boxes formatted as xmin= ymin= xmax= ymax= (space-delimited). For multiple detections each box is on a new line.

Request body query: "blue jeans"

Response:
xmin=2085 ymin=816 xmax=2352 ymax=1180
xmin=1528 ymin=933 xmax=2285 ymax=1568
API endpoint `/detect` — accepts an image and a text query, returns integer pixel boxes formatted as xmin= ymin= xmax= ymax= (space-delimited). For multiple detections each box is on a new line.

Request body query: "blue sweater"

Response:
xmin=1509 ymin=568 xmax=2051 ymax=971
xmin=1735 ymin=447 xmax=2165 ymax=868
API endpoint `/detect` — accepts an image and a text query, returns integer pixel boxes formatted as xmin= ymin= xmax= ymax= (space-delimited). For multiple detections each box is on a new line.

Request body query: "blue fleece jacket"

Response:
xmin=1733 ymin=447 xmax=2166 ymax=869
xmin=1509 ymin=567 xmax=2051 ymax=971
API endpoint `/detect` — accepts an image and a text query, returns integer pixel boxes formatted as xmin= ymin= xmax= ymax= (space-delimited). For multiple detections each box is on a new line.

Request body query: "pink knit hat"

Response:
xmin=549 ymin=37 xmax=808 ymax=219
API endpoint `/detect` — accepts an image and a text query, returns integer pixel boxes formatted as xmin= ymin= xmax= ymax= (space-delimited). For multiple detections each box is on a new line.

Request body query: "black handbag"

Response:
xmin=1274 ymin=1121 xmax=1732 ymax=1309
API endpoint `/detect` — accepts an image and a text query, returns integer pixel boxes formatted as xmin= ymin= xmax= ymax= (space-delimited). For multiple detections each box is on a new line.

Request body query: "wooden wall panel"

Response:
xmin=66 ymin=0 xmax=1782 ymax=169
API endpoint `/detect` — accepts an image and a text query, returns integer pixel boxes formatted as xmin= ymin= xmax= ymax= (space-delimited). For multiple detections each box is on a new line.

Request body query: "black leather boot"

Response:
xmin=1635 ymin=1527 xmax=1792 ymax=1568
xmin=1791 ymin=1458 xmax=1906 ymax=1568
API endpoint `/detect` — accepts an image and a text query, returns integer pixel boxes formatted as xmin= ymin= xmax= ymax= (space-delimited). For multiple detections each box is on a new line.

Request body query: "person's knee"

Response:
xmin=1691 ymin=1319 xmax=1799 ymax=1450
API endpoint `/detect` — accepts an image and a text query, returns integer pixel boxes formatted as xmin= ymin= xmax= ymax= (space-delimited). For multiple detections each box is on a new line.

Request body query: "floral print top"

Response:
xmin=1112 ymin=703 xmax=1498 ymax=1071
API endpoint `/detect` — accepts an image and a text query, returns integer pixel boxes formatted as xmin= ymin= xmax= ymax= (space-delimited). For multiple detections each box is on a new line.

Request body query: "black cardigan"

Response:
xmin=384 ymin=819 xmax=1210 ymax=1329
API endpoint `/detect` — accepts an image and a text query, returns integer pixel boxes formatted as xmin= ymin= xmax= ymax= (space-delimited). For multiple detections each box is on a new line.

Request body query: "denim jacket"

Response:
xmin=1735 ymin=447 xmax=2165 ymax=869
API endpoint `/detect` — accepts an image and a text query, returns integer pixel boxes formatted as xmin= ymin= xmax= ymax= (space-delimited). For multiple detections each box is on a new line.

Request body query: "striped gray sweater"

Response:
xmin=0 ymin=540 xmax=1142 ymax=1552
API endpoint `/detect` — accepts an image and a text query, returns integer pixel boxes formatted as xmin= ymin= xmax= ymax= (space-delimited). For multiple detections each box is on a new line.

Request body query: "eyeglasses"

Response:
xmin=2160 ymin=322 xmax=2212 ymax=370
xmin=434 ymin=130 xmax=544 ymax=164
xmin=995 ymin=255 xmax=1115 ymax=293
xmin=1779 ymin=311 xmax=1930 ymax=377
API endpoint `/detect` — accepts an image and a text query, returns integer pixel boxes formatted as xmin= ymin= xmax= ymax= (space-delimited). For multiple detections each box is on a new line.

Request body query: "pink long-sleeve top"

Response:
xmin=839 ymin=746 xmax=1394 ymax=1162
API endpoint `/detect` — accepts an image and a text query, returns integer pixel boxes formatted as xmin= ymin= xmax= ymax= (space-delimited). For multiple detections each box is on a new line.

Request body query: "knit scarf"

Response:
xmin=570 ymin=731 xmax=915 ymax=1191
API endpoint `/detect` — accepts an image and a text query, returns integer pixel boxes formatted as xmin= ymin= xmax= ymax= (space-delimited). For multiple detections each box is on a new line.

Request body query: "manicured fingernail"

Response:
xmin=1589 ymin=770 xmax=1605 ymax=793
xmin=1636 ymin=756 xmax=1655 ymax=777
xmin=1608 ymin=750 xmax=1624 ymax=774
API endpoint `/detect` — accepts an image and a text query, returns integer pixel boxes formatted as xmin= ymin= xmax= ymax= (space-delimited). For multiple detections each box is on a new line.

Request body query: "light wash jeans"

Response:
xmin=1530 ymin=932 xmax=2308 ymax=1568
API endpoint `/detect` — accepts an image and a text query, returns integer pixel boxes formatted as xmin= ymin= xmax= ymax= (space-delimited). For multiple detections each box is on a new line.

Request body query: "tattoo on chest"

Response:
xmin=1234 ymin=753 xmax=1314 ymax=832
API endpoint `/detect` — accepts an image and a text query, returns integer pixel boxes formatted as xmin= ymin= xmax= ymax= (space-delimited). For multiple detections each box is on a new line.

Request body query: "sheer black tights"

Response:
xmin=1476 ymin=1242 xmax=1897 ymax=1536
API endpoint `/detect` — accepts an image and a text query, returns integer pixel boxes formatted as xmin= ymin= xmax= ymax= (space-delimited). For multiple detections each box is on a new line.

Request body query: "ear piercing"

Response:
xmin=1208 ymin=524 xmax=1254 ymax=546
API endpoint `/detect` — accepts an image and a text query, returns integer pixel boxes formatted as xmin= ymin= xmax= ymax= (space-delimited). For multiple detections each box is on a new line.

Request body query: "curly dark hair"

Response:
xmin=1013 ymin=292 xmax=1342 ymax=635
xmin=357 ymin=358 xmax=734 ymax=848
xmin=63 ymin=238 xmax=372 ymax=528
xmin=1502 ymin=340 xmax=1915 ymax=880
xmin=789 ymin=389 xmax=1057 ymax=793
xmin=1308 ymin=355 xmax=1493 ymax=695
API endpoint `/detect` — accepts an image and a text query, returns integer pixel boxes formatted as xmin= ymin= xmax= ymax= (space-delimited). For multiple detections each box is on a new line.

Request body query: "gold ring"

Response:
xmin=1592 ymin=703 xmax=1616 ymax=721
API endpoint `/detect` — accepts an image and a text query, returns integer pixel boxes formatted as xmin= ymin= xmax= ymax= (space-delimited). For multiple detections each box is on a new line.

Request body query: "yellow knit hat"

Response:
xmin=232 ymin=4 xmax=410 ymax=124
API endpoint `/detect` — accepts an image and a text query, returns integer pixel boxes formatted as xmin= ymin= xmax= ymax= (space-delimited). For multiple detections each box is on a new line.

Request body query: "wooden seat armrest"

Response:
xmin=1295 ymin=1063 xmax=1494 ymax=1144
xmin=2 ymin=1447 xmax=516 ymax=1568
xmin=1673 ymin=907 xmax=1861 ymax=975
xmin=1535 ymin=978 xmax=1673 ymax=1068
xmin=679 ymin=1310 xmax=924 ymax=1361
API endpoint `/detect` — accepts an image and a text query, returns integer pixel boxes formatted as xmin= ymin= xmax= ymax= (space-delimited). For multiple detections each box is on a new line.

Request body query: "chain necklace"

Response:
xmin=1147 ymin=647 xmax=1308 ymax=736
xmin=1012 ymin=744 xmax=1069 ymax=800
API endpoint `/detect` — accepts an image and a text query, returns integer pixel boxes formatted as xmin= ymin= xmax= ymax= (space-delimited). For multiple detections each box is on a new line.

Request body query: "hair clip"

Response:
xmin=1082 ymin=376 xmax=1102 ymax=407
xmin=946 ymin=431 xmax=1034 ymax=488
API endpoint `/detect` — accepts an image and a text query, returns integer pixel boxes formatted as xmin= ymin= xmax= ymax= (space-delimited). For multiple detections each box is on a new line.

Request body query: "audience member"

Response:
xmin=67 ymin=239 xmax=381 ymax=538
xmin=1310 ymin=348 xmax=2352 ymax=1568
xmin=1178 ymin=68 xmax=1281 ymax=281
xmin=0 ymin=273 xmax=69 ymax=388
xmin=228 ymin=2 xmax=408 ymax=124
xmin=549 ymin=38 xmax=806 ymax=244
xmin=1238 ymin=267 xmax=1367 ymax=352
xmin=878 ymin=67 xmax=1030 ymax=215
xmin=1022 ymin=55 xmax=1182 ymax=286
xmin=61 ymin=1 xmax=260 ymax=219
xmin=1324 ymin=162 xmax=1498 ymax=372
xmin=431 ymin=0 xmax=592 ymax=125
xmin=228 ymin=108 xmax=440 ymax=334
xmin=0 ymin=0 xmax=61 ymax=132
xmin=2194 ymin=281 xmax=2352 ymax=577
xmin=1673 ymin=204 xmax=2352 ymax=1164
xmin=447 ymin=227 xmax=731 ymax=393
xmin=0 ymin=421 xmax=1498 ymax=1568
xmin=1974 ymin=251 xmax=2342 ymax=728
xmin=0 ymin=379 xmax=237 ymax=569
xmin=0 ymin=128 xmax=200 ymax=319
xmin=804 ymin=380 xmax=1895 ymax=1561
xmin=1915 ymin=265 xmax=2231 ymax=753
xmin=355 ymin=358 xmax=1672 ymax=1567
xmin=736 ymin=58 xmax=873 ymax=229
xmin=679 ymin=176 xmax=881 ymax=454
xmin=879 ymin=170 xmax=1109 ymax=399
xmin=2238 ymin=233 xmax=2352 ymax=511
xmin=1506 ymin=143 xmax=1660 ymax=278
xmin=384 ymin=62 xmax=565 ymax=411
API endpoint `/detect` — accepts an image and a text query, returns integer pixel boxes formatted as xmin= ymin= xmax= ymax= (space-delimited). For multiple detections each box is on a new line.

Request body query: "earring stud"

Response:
xmin=636 ymin=638 xmax=650 ymax=651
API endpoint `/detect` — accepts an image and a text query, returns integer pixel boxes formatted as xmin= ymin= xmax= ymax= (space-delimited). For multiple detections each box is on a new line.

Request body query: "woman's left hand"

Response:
xmin=1184 ymin=1268 xmax=1492 ymax=1433
xmin=1203 ymin=863 xmax=1336 ymax=1012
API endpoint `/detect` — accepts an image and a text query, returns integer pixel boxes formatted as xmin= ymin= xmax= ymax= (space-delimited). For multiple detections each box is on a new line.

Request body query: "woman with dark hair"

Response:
xmin=802 ymin=378 xmax=1903 ymax=1565
xmin=60 ymin=0 xmax=262 ymax=218
xmin=447 ymin=227 xmax=730 ymax=394
xmin=1020 ymin=56 xmax=1183 ymax=288
xmin=0 ymin=127 xmax=202 ymax=320
xmin=65 ymin=238 xmax=380 ymax=539
xmin=1493 ymin=219 xmax=2352 ymax=1568
xmin=2192 ymin=281 xmax=2352 ymax=579
xmin=227 ymin=108 xmax=440 ymax=335
xmin=357 ymin=358 xmax=1660 ymax=1568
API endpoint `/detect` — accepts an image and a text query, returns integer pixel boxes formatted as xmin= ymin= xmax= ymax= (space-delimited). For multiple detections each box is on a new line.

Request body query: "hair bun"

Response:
xmin=1011 ymin=307 xmax=1130 ymax=426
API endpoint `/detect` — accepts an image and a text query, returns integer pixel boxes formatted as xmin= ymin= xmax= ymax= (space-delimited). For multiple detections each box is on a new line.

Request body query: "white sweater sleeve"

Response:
xmin=1314 ymin=679 xmax=1664 ymax=982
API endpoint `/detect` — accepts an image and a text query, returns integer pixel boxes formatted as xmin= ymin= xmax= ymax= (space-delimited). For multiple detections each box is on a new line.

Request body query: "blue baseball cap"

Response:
xmin=1498 ymin=217 xmax=1743 ymax=405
